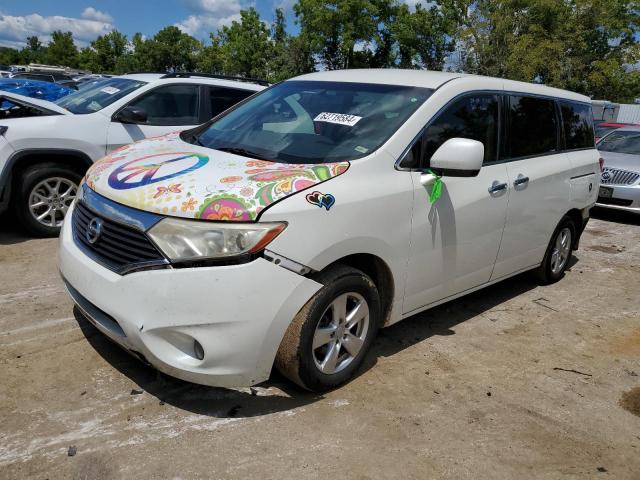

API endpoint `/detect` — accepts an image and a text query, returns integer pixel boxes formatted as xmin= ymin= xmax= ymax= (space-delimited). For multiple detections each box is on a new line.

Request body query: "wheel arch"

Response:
xmin=563 ymin=208 xmax=585 ymax=249
xmin=319 ymin=253 xmax=395 ymax=327
xmin=3 ymin=148 xmax=92 ymax=190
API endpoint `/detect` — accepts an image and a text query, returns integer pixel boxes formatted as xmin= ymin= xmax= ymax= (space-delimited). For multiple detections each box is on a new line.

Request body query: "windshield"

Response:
xmin=55 ymin=77 xmax=146 ymax=114
xmin=192 ymin=80 xmax=433 ymax=163
xmin=597 ymin=130 xmax=640 ymax=155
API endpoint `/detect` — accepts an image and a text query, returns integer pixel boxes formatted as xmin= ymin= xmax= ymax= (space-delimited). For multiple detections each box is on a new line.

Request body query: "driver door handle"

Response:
xmin=488 ymin=181 xmax=508 ymax=194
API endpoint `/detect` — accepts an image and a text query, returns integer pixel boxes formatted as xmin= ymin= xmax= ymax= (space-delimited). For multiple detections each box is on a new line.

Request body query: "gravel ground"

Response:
xmin=1 ymin=207 xmax=639 ymax=480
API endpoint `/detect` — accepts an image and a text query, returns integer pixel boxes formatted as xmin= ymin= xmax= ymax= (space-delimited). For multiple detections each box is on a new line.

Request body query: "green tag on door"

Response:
xmin=426 ymin=169 xmax=442 ymax=204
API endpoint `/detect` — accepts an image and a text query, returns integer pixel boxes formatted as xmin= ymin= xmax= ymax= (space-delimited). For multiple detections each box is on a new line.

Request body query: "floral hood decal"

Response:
xmin=85 ymin=132 xmax=350 ymax=221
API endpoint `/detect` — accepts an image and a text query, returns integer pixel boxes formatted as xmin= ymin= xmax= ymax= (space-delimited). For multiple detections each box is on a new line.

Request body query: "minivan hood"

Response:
xmin=0 ymin=90 xmax=71 ymax=115
xmin=85 ymin=132 xmax=350 ymax=221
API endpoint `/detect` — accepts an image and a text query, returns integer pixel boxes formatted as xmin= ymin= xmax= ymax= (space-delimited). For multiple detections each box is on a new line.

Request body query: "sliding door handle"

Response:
xmin=488 ymin=181 xmax=508 ymax=194
xmin=514 ymin=175 xmax=530 ymax=187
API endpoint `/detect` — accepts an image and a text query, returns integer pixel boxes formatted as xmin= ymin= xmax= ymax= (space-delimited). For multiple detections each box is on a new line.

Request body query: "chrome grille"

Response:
xmin=72 ymin=200 xmax=167 ymax=274
xmin=600 ymin=167 xmax=640 ymax=186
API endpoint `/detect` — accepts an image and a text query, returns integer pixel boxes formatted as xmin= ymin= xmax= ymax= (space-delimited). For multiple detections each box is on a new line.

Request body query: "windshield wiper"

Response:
xmin=215 ymin=146 xmax=272 ymax=161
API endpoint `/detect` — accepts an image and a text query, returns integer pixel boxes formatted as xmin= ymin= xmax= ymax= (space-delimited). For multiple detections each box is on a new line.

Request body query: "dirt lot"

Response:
xmin=1 ymin=208 xmax=639 ymax=479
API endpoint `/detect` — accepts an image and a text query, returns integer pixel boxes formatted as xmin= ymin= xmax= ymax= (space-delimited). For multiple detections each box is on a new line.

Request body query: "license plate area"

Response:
xmin=598 ymin=186 xmax=613 ymax=199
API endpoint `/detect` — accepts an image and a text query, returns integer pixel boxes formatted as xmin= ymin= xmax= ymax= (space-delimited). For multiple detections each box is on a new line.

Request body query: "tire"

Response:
xmin=275 ymin=264 xmax=382 ymax=392
xmin=14 ymin=162 xmax=83 ymax=237
xmin=533 ymin=216 xmax=576 ymax=285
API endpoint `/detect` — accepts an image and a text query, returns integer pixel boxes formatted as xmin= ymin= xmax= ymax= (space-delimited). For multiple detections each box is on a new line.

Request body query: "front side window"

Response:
xmin=421 ymin=94 xmax=499 ymax=167
xmin=506 ymin=95 xmax=558 ymax=158
xmin=193 ymin=80 xmax=433 ymax=164
xmin=597 ymin=130 xmax=640 ymax=155
xmin=127 ymin=84 xmax=200 ymax=126
xmin=55 ymin=78 xmax=146 ymax=114
xmin=561 ymin=101 xmax=595 ymax=150
xmin=209 ymin=87 xmax=254 ymax=117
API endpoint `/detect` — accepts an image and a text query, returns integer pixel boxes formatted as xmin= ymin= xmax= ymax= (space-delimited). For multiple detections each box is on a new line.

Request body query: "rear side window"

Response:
xmin=560 ymin=102 xmax=595 ymax=149
xmin=423 ymin=94 xmax=499 ymax=166
xmin=506 ymin=95 xmax=558 ymax=158
xmin=128 ymin=84 xmax=200 ymax=126
xmin=209 ymin=87 xmax=253 ymax=117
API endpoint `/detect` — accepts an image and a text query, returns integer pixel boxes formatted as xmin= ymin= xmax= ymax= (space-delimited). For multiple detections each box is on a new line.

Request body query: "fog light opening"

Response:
xmin=194 ymin=340 xmax=205 ymax=360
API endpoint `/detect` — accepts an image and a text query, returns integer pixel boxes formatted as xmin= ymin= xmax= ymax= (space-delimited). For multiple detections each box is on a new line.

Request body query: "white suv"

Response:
xmin=0 ymin=73 xmax=265 ymax=235
xmin=59 ymin=69 xmax=600 ymax=391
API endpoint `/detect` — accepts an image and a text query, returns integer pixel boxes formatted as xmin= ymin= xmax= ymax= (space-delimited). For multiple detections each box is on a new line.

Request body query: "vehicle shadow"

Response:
xmin=360 ymin=270 xmax=540 ymax=372
xmin=0 ymin=213 xmax=29 ymax=245
xmin=591 ymin=206 xmax=640 ymax=226
xmin=74 ymin=264 xmax=549 ymax=419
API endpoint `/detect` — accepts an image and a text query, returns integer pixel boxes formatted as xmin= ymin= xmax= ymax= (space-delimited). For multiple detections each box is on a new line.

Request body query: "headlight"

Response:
xmin=147 ymin=217 xmax=286 ymax=262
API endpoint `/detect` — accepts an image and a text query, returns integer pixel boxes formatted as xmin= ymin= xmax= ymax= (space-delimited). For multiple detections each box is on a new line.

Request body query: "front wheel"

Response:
xmin=14 ymin=162 xmax=82 ymax=237
xmin=275 ymin=264 xmax=381 ymax=392
xmin=534 ymin=216 xmax=575 ymax=285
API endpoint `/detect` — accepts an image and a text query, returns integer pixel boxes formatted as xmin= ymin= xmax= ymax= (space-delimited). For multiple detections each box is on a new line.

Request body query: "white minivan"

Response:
xmin=59 ymin=69 xmax=600 ymax=391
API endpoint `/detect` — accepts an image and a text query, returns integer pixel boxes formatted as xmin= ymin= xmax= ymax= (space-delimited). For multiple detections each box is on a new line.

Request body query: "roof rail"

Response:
xmin=160 ymin=72 xmax=269 ymax=86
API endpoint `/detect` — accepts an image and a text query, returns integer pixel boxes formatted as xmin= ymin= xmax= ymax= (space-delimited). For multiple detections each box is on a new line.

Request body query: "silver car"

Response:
xmin=596 ymin=126 xmax=640 ymax=213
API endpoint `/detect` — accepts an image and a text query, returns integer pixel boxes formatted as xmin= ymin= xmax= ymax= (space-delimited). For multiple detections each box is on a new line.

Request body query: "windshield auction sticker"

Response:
xmin=100 ymin=86 xmax=120 ymax=95
xmin=314 ymin=112 xmax=362 ymax=126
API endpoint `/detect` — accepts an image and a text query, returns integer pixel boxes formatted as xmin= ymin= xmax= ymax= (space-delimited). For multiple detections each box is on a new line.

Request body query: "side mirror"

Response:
xmin=430 ymin=138 xmax=484 ymax=177
xmin=114 ymin=106 xmax=147 ymax=124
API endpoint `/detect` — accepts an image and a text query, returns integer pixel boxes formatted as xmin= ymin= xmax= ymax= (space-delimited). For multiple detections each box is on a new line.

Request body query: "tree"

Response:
xmin=197 ymin=34 xmax=224 ymax=74
xmin=45 ymin=31 xmax=78 ymax=67
xmin=295 ymin=0 xmax=381 ymax=70
xmin=219 ymin=8 xmax=271 ymax=79
xmin=392 ymin=2 xmax=457 ymax=70
xmin=451 ymin=0 xmax=640 ymax=102
xmin=145 ymin=26 xmax=201 ymax=71
xmin=267 ymin=8 xmax=315 ymax=81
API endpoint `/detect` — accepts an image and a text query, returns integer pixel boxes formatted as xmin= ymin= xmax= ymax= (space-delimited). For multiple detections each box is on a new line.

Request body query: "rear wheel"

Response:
xmin=14 ymin=162 xmax=82 ymax=237
xmin=275 ymin=264 xmax=381 ymax=392
xmin=534 ymin=216 xmax=575 ymax=284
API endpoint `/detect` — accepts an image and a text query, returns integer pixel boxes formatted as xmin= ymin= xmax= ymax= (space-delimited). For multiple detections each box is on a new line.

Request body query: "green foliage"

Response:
xmin=454 ymin=0 xmax=639 ymax=102
xmin=295 ymin=0 xmax=381 ymax=69
xmin=45 ymin=31 xmax=78 ymax=67
xmin=145 ymin=26 xmax=202 ymax=71
xmin=218 ymin=8 xmax=271 ymax=78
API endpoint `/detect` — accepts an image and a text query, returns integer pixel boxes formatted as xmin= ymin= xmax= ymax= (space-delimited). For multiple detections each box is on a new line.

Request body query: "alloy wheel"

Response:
xmin=28 ymin=177 xmax=78 ymax=228
xmin=312 ymin=292 xmax=370 ymax=375
xmin=550 ymin=227 xmax=572 ymax=274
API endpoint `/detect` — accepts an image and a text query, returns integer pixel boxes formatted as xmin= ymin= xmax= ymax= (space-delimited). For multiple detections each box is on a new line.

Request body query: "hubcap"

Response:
xmin=28 ymin=177 xmax=78 ymax=228
xmin=312 ymin=292 xmax=370 ymax=375
xmin=550 ymin=227 xmax=572 ymax=274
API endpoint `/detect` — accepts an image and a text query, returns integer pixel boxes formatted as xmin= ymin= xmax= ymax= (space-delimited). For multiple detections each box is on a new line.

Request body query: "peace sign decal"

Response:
xmin=107 ymin=152 xmax=209 ymax=190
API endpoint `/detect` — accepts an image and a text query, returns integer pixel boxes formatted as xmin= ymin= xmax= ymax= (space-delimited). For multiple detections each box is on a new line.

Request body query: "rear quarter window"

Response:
xmin=560 ymin=101 xmax=595 ymax=150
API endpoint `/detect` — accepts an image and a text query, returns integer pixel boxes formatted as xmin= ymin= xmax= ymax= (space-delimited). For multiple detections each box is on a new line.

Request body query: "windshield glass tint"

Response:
xmin=598 ymin=130 xmax=640 ymax=155
xmin=55 ymin=78 xmax=146 ymax=114
xmin=195 ymin=80 xmax=433 ymax=163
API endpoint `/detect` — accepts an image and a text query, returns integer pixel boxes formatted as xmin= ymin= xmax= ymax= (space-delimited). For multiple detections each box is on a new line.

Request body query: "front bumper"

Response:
xmin=59 ymin=204 xmax=322 ymax=387
xmin=596 ymin=184 xmax=640 ymax=213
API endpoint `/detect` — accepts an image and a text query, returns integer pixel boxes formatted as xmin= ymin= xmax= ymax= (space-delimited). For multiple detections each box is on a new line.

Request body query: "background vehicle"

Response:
xmin=596 ymin=126 xmax=640 ymax=213
xmin=59 ymin=69 xmax=599 ymax=392
xmin=0 ymin=72 xmax=266 ymax=236
xmin=0 ymin=78 xmax=73 ymax=101
xmin=595 ymin=121 xmax=637 ymax=142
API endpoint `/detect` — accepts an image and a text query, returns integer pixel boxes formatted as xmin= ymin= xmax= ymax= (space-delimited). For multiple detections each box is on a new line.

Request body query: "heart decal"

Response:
xmin=305 ymin=191 xmax=336 ymax=211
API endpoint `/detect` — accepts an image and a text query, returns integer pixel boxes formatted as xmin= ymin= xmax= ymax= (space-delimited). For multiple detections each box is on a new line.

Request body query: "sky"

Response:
xmin=0 ymin=1 xmax=429 ymax=50
xmin=0 ymin=0 xmax=306 ymax=49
